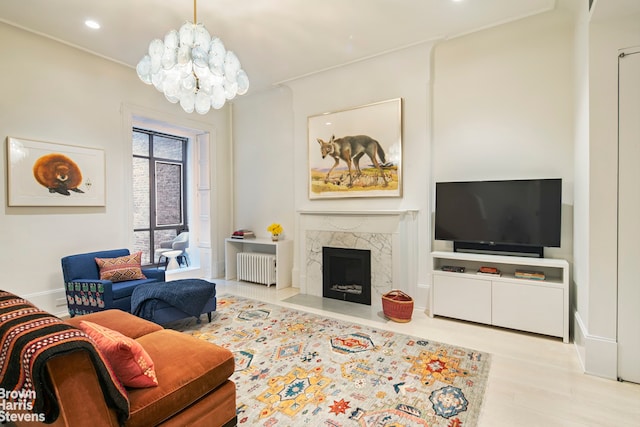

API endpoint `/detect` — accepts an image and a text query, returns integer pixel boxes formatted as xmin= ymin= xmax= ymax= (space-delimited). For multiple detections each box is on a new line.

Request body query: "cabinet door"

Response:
xmin=492 ymin=282 xmax=563 ymax=338
xmin=433 ymin=274 xmax=491 ymax=324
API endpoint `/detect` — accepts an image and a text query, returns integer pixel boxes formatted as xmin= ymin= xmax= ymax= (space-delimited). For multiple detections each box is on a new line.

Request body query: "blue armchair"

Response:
xmin=61 ymin=249 xmax=165 ymax=317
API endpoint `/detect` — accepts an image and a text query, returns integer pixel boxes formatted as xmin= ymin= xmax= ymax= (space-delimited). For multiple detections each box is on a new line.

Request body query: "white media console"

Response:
xmin=431 ymin=251 xmax=569 ymax=343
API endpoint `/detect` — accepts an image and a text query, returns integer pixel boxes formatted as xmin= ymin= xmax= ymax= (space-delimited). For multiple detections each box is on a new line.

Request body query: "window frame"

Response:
xmin=132 ymin=127 xmax=188 ymax=266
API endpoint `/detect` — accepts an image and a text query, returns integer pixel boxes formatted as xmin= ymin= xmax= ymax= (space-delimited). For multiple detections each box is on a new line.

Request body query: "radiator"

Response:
xmin=237 ymin=252 xmax=276 ymax=286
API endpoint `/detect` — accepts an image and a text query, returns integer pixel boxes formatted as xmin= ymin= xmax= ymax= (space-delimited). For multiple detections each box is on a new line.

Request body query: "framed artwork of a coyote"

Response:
xmin=308 ymin=98 xmax=402 ymax=199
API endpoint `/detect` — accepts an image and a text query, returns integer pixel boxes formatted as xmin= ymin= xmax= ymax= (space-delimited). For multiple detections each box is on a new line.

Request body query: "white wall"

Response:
xmin=0 ymin=23 xmax=232 ymax=315
xmin=286 ymin=42 xmax=433 ymax=219
xmin=432 ymin=9 xmax=576 ymax=263
xmin=571 ymin=0 xmax=591 ymax=368
xmin=574 ymin=7 xmax=640 ymax=379
xmin=231 ymin=87 xmax=295 ymax=240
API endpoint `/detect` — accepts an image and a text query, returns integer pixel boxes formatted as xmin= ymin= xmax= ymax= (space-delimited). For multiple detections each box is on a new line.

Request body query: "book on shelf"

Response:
xmin=515 ymin=270 xmax=546 ymax=280
xmin=231 ymin=229 xmax=255 ymax=239
xmin=476 ymin=266 xmax=501 ymax=276
xmin=441 ymin=265 xmax=465 ymax=273
xmin=476 ymin=271 xmax=502 ymax=277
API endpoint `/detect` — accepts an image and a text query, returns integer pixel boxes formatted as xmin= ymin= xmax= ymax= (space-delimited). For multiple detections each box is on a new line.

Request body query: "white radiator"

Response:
xmin=237 ymin=252 xmax=276 ymax=286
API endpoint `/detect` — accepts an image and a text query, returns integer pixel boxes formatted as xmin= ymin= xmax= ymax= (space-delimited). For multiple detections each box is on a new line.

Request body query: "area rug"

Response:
xmin=171 ymin=295 xmax=491 ymax=426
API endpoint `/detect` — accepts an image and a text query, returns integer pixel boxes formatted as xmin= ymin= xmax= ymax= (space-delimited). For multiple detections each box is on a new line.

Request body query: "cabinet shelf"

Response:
xmin=434 ymin=269 xmax=564 ymax=287
xmin=431 ymin=251 xmax=570 ymax=343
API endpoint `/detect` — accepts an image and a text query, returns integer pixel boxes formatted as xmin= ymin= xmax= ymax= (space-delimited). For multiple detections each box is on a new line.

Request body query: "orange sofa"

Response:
xmin=16 ymin=309 xmax=237 ymax=427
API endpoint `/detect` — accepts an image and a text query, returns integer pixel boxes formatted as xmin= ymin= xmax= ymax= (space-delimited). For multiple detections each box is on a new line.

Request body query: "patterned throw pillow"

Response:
xmin=95 ymin=252 xmax=146 ymax=283
xmin=78 ymin=320 xmax=158 ymax=388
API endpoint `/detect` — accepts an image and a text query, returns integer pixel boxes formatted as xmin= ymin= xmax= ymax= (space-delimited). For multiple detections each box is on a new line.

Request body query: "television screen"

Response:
xmin=435 ymin=178 xmax=562 ymax=249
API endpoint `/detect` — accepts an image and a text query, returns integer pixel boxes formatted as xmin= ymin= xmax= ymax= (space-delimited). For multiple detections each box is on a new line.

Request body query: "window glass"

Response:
xmin=132 ymin=157 xmax=150 ymax=229
xmin=133 ymin=131 xmax=149 ymax=156
xmin=153 ymin=136 xmax=183 ymax=161
xmin=154 ymin=230 xmax=177 ymax=251
xmin=132 ymin=231 xmax=151 ymax=265
xmin=155 ymin=162 xmax=183 ymax=226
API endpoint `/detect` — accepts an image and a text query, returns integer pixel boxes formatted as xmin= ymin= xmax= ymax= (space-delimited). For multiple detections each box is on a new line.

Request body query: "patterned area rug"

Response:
xmin=171 ymin=295 xmax=491 ymax=426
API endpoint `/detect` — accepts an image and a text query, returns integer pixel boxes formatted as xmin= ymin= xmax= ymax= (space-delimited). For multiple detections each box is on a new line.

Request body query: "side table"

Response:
xmin=163 ymin=250 xmax=183 ymax=270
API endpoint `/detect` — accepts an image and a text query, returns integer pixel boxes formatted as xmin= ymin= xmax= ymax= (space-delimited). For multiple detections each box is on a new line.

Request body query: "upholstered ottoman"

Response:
xmin=131 ymin=279 xmax=217 ymax=325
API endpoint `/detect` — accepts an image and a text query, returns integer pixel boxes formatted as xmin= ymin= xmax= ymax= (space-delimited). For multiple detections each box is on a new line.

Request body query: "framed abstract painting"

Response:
xmin=308 ymin=98 xmax=402 ymax=199
xmin=6 ymin=137 xmax=105 ymax=206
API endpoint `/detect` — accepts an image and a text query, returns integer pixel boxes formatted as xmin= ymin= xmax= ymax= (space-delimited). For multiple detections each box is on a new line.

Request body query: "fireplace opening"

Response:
xmin=322 ymin=247 xmax=371 ymax=305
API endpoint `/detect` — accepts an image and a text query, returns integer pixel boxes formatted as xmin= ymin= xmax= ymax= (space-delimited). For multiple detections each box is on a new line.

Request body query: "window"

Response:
xmin=132 ymin=128 xmax=188 ymax=265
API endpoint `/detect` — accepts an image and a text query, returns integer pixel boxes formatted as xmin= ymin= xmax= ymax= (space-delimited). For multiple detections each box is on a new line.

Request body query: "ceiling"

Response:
xmin=0 ymin=0 xmax=557 ymax=94
xmin=590 ymin=0 xmax=640 ymax=21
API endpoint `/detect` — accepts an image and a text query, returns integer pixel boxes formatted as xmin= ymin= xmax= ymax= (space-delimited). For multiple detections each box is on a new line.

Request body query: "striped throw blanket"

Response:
xmin=0 ymin=290 xmax=129 ymax=424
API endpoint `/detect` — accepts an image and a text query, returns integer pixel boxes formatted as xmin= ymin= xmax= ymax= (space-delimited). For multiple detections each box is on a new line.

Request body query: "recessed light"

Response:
xmin=85 ymin=20 xmax=101 ymax=30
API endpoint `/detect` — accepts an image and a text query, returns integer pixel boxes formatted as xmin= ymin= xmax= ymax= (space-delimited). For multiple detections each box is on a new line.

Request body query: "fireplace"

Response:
xmin=322 ymin=247 xmax=371 ymax=305
xmin=300 ymin=210 xmax=419 ymax=316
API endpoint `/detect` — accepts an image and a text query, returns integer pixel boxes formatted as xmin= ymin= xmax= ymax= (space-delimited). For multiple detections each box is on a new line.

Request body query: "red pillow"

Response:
xmin=95 ymin=252 xmax=146 ymax=283
xmin=79 ymin=320 xmax=158 ymax=388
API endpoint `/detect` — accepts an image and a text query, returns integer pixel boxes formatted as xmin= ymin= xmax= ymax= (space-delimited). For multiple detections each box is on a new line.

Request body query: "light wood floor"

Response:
xmin=217 ymin=280 xmax=640 ymax=427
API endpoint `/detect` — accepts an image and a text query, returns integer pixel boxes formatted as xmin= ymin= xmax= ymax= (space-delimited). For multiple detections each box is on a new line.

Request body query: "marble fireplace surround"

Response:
xmin=298 ymin=210 xmax=418 ymax=314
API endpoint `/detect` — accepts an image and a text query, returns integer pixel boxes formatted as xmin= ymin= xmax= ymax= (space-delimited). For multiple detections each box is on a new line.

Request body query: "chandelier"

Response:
xmin=136 ymin=0 xmax=249 ymax=114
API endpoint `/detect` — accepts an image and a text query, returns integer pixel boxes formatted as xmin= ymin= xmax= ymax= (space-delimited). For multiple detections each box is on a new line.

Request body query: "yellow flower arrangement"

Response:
xmin=267 ymin=223 xmax=283 ymax=235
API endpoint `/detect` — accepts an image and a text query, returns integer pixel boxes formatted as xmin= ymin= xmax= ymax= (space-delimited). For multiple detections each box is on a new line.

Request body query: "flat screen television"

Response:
xmin=434 ymin=178 xmax=562 ymax=257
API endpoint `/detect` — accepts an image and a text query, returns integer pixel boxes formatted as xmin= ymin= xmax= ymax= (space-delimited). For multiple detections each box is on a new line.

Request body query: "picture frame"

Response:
xmin=6 ymin=137 xmax=105 ymax=206
xmin=308 ymin=98 xmax=402 ymax=199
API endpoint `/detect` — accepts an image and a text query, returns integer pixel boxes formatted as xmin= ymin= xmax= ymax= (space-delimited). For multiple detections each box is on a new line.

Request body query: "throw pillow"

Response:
xmin=79 ymin=320 xmax=158 ymax=388
xmin=95 ymin=252 xmax=146 ymax=283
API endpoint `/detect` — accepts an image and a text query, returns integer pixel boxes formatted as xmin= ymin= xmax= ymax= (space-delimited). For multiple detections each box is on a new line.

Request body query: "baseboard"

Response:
xmin=165 ymin=266 xmax=203 ymax=281
xmin=292 ymin=267 xmax=300 ymax=288
xmin=413 ymin=283 xmax=431 ymax=314
xmin=18 ymin=288 xmax=68 ymax=317
xmin=573 ymin=309 xmax=618 ymax=380
xmin=573 ymin=310 xmax=587 ymax=370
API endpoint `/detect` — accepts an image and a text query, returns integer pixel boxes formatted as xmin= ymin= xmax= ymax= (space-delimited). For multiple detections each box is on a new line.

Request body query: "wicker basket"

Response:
xmin=382 ymin=290 xmax=414 ymax=323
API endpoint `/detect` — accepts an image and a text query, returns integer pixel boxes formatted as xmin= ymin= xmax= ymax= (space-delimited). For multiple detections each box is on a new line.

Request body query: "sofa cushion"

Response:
xmin=126 ymin=329 xmax=234 ymax=427
xmin=111 ymin=278 xmax=159 ymax=300
xmin=65 ymin=309 xmax=163 ymax=339
xmin=78 ymin=320 xmax=158 ymax=388
xmin=95 ymin=252 xmax=146 ymax=283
